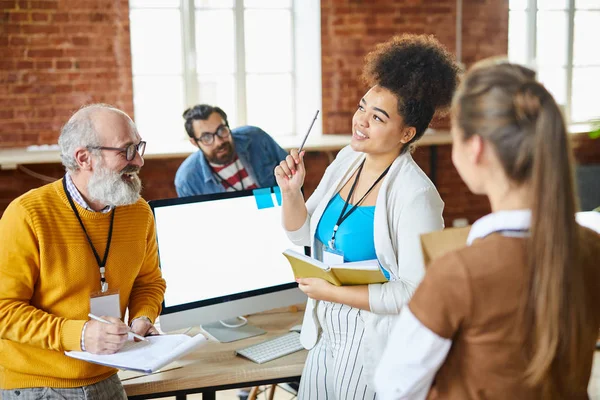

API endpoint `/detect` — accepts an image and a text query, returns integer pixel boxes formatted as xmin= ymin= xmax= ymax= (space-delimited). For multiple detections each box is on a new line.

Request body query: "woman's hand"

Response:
xmin=274 ymin=149 xmax=305 ymax=195
xmin=296 ymin=277 xmax=337 ymax=302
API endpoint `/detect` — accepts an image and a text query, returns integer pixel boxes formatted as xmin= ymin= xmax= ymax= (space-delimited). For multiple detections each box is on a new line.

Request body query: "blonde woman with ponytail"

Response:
xmin=373 ymin=61 xmax=600 ymax=399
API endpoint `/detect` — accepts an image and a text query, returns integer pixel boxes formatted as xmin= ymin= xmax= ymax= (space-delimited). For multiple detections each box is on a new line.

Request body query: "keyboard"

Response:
xmin=235 ymin=332 xmax=304 ymax=364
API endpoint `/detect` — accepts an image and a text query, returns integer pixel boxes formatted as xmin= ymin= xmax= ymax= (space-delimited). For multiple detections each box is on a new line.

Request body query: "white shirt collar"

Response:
xmin=467 ymin=209 xmax=531 ymax=245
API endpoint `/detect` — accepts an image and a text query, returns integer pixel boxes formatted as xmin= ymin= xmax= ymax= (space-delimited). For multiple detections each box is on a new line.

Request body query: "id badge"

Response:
xmin=323 ymin=246 xmax=344 ymax=265
xmin=90 ymin=289 xmax=121 ymax=318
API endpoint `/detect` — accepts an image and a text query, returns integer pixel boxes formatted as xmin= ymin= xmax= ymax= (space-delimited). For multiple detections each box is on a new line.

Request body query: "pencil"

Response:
xmin=298 ymin=110 xmax=320 ymax=153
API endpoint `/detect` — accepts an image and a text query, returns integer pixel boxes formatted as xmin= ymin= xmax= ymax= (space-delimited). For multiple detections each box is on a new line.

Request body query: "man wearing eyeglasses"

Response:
xmin=0 ymin=104 xmax=166 ymax=400
xmin=175 ymin=104 xmax=288 ymax=197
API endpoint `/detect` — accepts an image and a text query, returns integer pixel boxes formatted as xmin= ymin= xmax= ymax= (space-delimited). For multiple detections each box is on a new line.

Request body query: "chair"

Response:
xmin=248 ymin=383 xmax=298 ymax=400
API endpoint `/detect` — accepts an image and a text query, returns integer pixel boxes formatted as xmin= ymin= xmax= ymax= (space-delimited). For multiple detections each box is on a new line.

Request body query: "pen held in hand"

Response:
xmin=87 ymin=313 xmax=146 ymax=341
xmin=298 ymin=110 xmax=320 ymax=153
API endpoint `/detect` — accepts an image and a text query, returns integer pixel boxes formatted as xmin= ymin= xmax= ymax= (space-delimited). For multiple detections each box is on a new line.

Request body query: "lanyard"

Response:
xmin=62 ymin=178 xmax=116 ymax=293
xmin=329 ymin=159 xmax=391 ymax=249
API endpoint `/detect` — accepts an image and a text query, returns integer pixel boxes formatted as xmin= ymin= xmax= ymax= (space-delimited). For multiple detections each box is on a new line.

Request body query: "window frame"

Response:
xmin=512 ymin=0 xmax=600 ymax=124
xmin=129 ymin=0 xmax=322 ymax=153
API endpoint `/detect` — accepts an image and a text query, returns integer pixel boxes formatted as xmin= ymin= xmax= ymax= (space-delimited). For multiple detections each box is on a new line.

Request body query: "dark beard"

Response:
xmin=206 ymin=142 xmax=235 ymax=165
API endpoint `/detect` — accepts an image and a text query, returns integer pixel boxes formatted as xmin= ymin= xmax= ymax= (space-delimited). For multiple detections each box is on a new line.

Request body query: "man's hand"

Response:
xmin=296 ymin=277 xmax=337 ymax=302
xmin=130 ymin=317 xmax=159 ymax=341
xmin=83 ymin=316 xmax=129 ymax=355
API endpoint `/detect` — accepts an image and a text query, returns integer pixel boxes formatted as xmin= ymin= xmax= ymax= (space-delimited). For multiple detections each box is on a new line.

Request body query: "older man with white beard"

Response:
xmin=0 ymin=104 xmax=166 ymax=400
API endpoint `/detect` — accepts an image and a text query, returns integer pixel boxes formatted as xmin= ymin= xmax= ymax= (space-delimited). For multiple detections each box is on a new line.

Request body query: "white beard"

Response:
xmin=87 ymin=159 xmax=142 ymax=206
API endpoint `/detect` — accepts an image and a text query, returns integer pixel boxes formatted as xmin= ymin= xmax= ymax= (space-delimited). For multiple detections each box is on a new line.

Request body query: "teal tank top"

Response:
xmin=315 ymin=193 xmax=390 ymax=279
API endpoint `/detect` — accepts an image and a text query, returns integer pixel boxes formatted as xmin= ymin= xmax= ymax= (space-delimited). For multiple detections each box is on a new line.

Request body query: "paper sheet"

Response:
xmin=65 ymin=334 xmax=206 ymax=373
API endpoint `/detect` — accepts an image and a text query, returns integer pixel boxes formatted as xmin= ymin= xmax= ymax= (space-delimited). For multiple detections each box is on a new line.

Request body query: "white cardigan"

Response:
xmin=285 ymin=145 xmax=444 ymax=382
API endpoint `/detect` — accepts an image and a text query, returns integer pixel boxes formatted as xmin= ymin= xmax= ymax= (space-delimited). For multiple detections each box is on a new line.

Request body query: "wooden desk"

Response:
xmin=121 ymin=320 xmax=600 ymax=399
xmin=122 ymin=311 xmax=306 ymax=400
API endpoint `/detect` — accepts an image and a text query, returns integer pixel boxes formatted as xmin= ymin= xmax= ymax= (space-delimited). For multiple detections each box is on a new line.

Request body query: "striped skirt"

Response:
xmin=298 ymin=301 xmax=377 ymax=400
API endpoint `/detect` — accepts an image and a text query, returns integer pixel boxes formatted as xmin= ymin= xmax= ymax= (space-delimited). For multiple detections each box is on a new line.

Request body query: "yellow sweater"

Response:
xmin=0 ymin=179 xmax=166 ymax=389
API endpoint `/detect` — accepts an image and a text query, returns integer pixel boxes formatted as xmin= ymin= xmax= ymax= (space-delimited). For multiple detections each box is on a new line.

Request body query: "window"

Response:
xmin=129 ymin=0 xmax=322 ymax=152
xmin=508 ymin=0 xmax=600 ymax=123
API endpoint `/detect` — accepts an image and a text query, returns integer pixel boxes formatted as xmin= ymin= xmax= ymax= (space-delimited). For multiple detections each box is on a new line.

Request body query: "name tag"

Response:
xmin=323 ymin=247 xmax=344 ymax=265
xmin=90 ymin=290 xmax=121 ymax=318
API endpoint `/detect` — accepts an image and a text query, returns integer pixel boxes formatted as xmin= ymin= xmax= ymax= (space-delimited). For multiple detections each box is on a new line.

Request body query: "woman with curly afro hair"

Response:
xmin=274 ymin=34 xmax=460 ymax=399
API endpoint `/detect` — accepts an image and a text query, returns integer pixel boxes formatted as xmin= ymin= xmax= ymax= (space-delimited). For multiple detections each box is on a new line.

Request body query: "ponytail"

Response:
xmin=517 ymin=83 xmax=589 ymax=395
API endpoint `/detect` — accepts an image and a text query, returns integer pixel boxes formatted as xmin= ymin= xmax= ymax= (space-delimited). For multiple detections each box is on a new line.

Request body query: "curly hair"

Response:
xmin=362 ymin=34 xmax=461 ymax=151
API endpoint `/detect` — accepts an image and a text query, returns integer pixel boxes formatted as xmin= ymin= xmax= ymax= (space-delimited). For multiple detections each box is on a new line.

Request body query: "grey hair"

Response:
xmin=58 ymin=103 xmax=137 ymax=172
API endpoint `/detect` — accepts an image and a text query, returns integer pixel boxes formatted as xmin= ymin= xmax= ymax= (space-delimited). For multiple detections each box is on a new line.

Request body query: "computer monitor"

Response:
xmin=149 ymin=187 xmax=307 ymax=342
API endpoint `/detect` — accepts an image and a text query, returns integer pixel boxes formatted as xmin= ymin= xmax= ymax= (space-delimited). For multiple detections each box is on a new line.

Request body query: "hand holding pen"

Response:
xmin=88 ymin=314 xmax=148 ymax=341
xmin=84 ymin=314 xmax=131 ymax=355
xmin=274 ymin=110 xmax=319 ymax=194
xmin=84 ymin=314 xmax=160 ymax=354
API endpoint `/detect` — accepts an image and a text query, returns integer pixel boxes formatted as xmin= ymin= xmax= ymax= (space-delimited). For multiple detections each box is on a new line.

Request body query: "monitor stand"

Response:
xmin=202 ymin=317 xmax=266 ymax=343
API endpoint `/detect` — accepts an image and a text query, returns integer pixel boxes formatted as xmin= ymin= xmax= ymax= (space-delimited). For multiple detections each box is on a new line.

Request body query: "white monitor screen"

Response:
xmin=150 ymin=188 xmax=303 ymax=310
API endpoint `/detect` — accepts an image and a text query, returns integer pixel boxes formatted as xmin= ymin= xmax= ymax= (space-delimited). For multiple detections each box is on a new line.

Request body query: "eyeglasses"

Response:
xmin=194 ymin=125 xmax=231 ymax=146
xmin=88 ymin=141 xmax=146 ymax=161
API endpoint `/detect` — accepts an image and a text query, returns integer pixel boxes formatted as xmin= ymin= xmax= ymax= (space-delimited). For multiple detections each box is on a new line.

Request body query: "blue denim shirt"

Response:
xmin=174 ymin=126 xmax=288 ymax=197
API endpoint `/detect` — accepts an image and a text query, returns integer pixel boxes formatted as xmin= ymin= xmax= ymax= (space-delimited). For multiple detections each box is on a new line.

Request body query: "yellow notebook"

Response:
xmin=282 ymin=249 xmax=387 ymax=286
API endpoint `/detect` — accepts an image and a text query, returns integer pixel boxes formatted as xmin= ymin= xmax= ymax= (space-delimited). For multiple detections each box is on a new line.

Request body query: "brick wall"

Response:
xmin=0 ymin=0 xmax=133 ymax=148
xmin=461 ymin=0 xmax=510 ymax=67
xmin=1 ymin=0 xmax=599 ymax=225
xmin=320 ymin=0 xmax=456 ymax=136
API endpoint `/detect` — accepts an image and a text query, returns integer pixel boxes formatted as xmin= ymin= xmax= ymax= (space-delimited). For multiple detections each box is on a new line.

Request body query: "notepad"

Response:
xmin=65 ymin=333 xmax=207 ymax=374
xmin=576 ymin=211 xmax=600 ymax=234
xmin=420 ymin=226 xmax=471 ymax=266
xmin=283 ymin=249 xmax=387 ymax=286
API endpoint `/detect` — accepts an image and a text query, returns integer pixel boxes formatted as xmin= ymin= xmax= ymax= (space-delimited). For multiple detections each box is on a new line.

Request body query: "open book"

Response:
xmin=65 ymin=333 xmax=207 ymax=374
xmin=283 ymin=249 xmax=387 ymax=286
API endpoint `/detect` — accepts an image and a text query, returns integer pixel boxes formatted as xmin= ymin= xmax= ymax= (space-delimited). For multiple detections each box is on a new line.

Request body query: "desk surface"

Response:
xmin=122 ymin=311 xmax=306 ymax=399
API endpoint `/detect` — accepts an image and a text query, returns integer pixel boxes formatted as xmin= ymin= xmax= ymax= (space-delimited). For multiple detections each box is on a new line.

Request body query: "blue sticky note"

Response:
xmin=253 ymin=188 xmax=274 ymax=209
xmin=273 ymin=186 xmax=282 ymax=206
